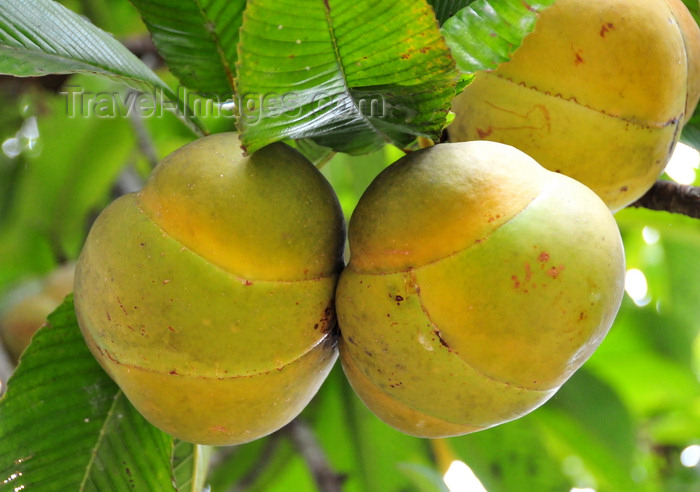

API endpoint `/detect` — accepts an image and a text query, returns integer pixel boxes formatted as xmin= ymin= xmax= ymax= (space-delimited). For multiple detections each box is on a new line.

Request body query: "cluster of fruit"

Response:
xmin=6 ymin=0 xmax=696 ymax=445
xmin=73 ymin=132 xmax=627 ymax=446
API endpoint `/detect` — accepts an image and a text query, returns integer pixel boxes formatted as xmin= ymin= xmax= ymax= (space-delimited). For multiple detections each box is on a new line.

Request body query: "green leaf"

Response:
xmin=681 ymin=120 xmax=700 ymax=151
xmin=604 ymin=208 xmax=700 ymax=440
xmin=235 ymin=0 xmax=459 ymax=154
xmin=212 ymin=436 xmax=317 ymax=492
xmin=128 ymin=0 xmax=245 ymax=96
xmin=397 ymin=462 xmax=450 ymax=492
xmin=546 ymin=370 xmax=637 ymax=469
xmin=441 ymin=0 xmax=555 ymax=73
xmin=0 ymin=0 xmax=166 ymax=91
xmin=0 ymin=297 xmax=177 ymax=491
xmin=206 ymin=438 xmax=281 ymax=491
xmin=587 ymin=301 xmax=700 ymax=444
xmin=449 ymin=415 xmax=571 ymax=492
xmin=427 ymin=0 xmax=471 ymax=25
xmin=307 ymin=367 xmax=433 ymax=492
xmin=532 ymin=369 xmax=641 ymax=491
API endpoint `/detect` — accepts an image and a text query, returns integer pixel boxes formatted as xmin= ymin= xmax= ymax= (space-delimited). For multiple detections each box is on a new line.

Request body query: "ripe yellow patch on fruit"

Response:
xmin=450 ymin=0 xmax=700 ymax=211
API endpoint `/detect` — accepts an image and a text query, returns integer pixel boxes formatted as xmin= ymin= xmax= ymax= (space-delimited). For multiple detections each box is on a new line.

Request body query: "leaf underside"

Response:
xmin=0 ymin=0 xmax=166 ymax=91
xmin=235 ymin=0 xmax=459 ymax=154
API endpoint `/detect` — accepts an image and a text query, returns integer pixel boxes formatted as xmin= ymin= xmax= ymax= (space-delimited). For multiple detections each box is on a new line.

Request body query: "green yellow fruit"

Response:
xmin=336 ymin=141 xmax=625 ymax=438
xmin=449 ymin=0 xmax=700 ymax=212
xmin=74 ymin=133 xmax=345 ymax=445
xmin=0 ymin=263 xmax=75 ymax=362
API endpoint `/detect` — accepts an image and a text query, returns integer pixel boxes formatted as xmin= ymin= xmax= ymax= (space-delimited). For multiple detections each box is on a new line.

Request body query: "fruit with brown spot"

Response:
xmin=336 ymin=141 xmax=625 ymax=438
xmin=74 ymin=133 xmax=345 ymax=445
xmin=449 ymin=0 xmax=700 ymax=211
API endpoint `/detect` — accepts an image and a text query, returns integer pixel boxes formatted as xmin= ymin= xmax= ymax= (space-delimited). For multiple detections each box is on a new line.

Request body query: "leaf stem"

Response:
xmin=128 ymin=101 xmax=159 ymax=168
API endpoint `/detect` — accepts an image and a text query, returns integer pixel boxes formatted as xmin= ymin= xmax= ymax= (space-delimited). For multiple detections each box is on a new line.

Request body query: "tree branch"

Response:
xmin=284 ymin=419 xmax=346 ymax=492
xmin=630 ymin=180 xmax=700 ymax=218
xmin=128 ymin=100 xmax=160 ymax=168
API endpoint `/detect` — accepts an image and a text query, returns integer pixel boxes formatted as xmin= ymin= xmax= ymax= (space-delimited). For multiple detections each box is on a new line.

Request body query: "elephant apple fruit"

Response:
xmin=449 ymin=0 xmax=700 ymax=212
xmin=74 ymin=133 xmax=345 ymax=445
xmin=336 ymin=141 xmax=625 ymax=438
xmin=0 ymin=263 xmax=75 ymax=362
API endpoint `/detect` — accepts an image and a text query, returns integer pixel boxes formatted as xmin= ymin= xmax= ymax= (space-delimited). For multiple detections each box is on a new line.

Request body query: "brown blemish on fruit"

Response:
xmin=477 ymin=126 xmax=494 ymax=138
xmin=574 ymin=49 xmax=585 ymax=65
xmin=600 ymin=22 xmax=614 ymax=37
xmin=513 ymin=263 xmax=533 ymax=290
xmin=117 ymin=297 xmax=128 ymax=315
xmin=169 ymin=369 xmax=178 ymax=375
xmin=395 ymin=295 xmax=404 ymax=305
xmin=105 ymin=350 xmax=120 ymax=364
xmin=538 ymin=251 xmax=550 ymax=263
xmin=433 ymin=329 xmax=453 ymax=352
xmin=547 ymin=265 xmax=565 ymax=278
